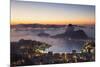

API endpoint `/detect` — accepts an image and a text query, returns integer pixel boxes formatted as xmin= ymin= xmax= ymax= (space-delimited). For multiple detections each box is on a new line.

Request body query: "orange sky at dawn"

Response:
xmin=11 ymin=1 xmax=95 ymax=25
xmin=11 ymin=18 xmax=95 ymax=25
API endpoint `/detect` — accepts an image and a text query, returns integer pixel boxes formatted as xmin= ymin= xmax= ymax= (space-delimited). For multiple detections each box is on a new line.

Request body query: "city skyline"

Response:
xmin=11 ymin=0 xmax=95 ymax=25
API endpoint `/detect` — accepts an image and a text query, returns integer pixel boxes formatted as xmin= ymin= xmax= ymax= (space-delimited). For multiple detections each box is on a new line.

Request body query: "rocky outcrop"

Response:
xmin=51 ymin=24 xmax=88 ymax=39
xmin=38 ymin=32 xmax=50 ymax=37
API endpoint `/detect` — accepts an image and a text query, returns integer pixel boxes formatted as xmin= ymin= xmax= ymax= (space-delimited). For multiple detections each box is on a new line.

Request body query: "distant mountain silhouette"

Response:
xmin=68 ymin=30 xmax=88 ymax=39
xmin=11 ymin=24 xmax=66 ymax=28
xmin=51 ymin=24 xmax=88 ymax=39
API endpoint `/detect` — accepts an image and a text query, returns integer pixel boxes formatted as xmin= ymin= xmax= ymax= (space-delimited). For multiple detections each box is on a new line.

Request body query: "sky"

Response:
xmin=11 ymin=0 xmax=95 ymax=25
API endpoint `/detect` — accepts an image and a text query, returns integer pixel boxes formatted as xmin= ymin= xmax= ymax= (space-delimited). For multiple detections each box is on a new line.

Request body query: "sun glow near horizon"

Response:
xmin=11 ymin=18 xmax=95 ymax=25
xmin=11 ymin=0 xmax=95 ymax=25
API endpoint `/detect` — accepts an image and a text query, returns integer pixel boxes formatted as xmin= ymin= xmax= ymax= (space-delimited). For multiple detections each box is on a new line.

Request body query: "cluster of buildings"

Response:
xmin=11 ymin=45 xmax=95 ymax=66
xmin=11 ymin=39 xmax=95 ymax=67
